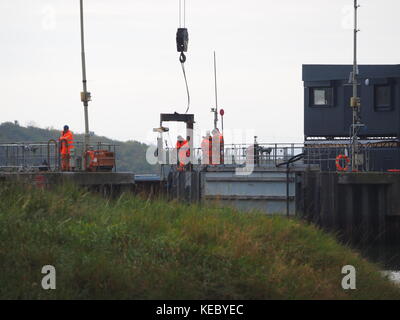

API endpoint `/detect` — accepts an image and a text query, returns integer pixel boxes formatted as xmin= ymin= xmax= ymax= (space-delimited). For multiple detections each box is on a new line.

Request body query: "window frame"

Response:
xmin=309 ymin=87 xmax=334 ymax=108
xmin=374 ymin=84 xmax=393 ymax=112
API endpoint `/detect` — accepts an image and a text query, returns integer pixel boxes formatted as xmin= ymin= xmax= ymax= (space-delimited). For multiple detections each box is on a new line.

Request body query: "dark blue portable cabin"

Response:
xmin=303 ymin=64 xmax=400 ymax=139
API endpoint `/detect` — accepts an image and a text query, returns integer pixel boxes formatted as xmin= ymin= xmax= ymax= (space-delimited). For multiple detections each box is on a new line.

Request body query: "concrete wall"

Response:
xmin=201 ymin=168 xmax=296 ymax=215
xmin=167 ymin=167 xmax=300 ymax=216
xmin=0 ymin=172 xmax=135 ymax=197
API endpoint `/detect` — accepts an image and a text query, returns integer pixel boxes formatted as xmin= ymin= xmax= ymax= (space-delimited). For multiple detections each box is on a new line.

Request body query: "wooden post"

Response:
xmin=313 ymin=172 xmax=321 ymax=225
xmin=320 ymin=172 xmax=330 ymax=229
xmin=331 ymin=172 xmax=339 ymax=232
xmin=378 ymin=186 xmax=387 ymax=245
xmin=361 ymin=185 xmax=370 ymax=244
xmin=345 ymin=184 xmax=354 ymax=242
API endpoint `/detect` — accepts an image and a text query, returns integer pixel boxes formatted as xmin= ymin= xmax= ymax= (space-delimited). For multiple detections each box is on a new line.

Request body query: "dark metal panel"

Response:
xmin=304 ymin=80 xmax=332 ymax=88
xmin=303 ymin=64 xmax=400 ymax=82
xmin=304 ymin=83 xmax=345 ymax=137
xmin=160 ymin=113 xmax=194 ymax=124
xmin=303 ymin=65 xmax=400 ymax=139
xmin=299 ymin=171 xmax=400 ymax=245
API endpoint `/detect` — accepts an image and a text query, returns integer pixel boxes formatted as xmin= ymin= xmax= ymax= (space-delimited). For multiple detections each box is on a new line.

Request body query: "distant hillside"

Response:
xmin=0 ymin=122 xmax=158 ymax=174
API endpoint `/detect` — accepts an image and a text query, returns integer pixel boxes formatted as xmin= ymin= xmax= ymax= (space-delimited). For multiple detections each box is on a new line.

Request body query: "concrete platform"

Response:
xmin=0 ymin=171 xmax=135 ymax=187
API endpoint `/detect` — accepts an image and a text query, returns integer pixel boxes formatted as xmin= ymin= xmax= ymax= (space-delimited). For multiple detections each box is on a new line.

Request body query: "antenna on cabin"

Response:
xmin=79 ymin=0 xmax=91 ymax=168
xmin=349 ymin=0 xmax=364 ymax=172
xmin=211 ymin=51 xmax=219 ymax=130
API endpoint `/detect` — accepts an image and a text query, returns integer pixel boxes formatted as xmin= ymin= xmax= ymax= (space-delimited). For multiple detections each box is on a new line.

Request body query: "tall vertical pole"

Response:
xmin=352 ymin=0 xmax=358 ymax=100
xmin=350 ymin=0 xmax=361 ymax=171
xmin=213 ymin=51 xmax=219 ymax=130
xmin=80 ymin=0 xmax=90 ymax=168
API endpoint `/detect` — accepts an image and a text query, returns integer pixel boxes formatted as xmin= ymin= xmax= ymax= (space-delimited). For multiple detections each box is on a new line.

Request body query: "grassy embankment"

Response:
xmin=0 ymin=183 xmax=399 ymax=300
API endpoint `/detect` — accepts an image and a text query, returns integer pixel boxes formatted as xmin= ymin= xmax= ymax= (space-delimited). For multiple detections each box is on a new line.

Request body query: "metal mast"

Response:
xmin=212 ymin=51 xmax=219 ymax=130
xmin=350 ymin=0 xmax=362 ymax=171
xmin=80 ymin=0 xmax=91 ymax=166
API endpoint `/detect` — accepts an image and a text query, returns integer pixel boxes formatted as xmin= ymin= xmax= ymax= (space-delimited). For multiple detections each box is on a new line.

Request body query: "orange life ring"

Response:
xmin=336 ymin=154 xmax=350 ymax=172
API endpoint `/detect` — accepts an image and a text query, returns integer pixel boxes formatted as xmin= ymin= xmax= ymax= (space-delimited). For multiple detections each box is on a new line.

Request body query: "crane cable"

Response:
xmin=179 ymin=0 xmax=186 ymax=28
xmin=181 ymin=60 xmax=190 ymax=114
xmin=177 ymin=0 xmax=190 ymax=114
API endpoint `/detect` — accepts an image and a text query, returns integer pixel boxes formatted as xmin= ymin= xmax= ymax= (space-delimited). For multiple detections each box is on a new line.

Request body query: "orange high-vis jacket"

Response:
xmin=176 ymin=140 xmax=185 ymax=150
xmin=201 ymin=137 xmax=212 ymax=164
xmin=59 ymin=130 xmax=74 ymax=155
xmin=211 ymin=133 xmax=224 ymax=165
xmin=176 ymin=139 xmax=190 ymax=167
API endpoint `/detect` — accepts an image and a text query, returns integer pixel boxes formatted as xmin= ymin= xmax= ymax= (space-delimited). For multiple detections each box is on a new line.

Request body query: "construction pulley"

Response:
xmin=176 ymin=28 xmax=188 ymax=63
xmin=176 ymin=0 xmax=189 ymax=63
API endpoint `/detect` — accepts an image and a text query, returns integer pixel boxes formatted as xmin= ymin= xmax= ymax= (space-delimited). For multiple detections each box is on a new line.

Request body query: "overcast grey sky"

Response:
xmin=1 ymin=0 xmax=399 ymax=145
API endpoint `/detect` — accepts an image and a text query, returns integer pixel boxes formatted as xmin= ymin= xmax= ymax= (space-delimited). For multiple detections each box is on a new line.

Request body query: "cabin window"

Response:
xmin=310 ymin=87 xmax=333 ymax=107
xmin=375 ymin=85 xmax=392 ymax=111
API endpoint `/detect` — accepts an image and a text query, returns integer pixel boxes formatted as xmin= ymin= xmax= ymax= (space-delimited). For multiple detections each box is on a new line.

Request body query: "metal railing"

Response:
xmin=164 ymin=141 xmax=396 ymax=172
xmin=0 ymin=142 xmax=59 ymax=172
xmin=2 ymin=139 xmax=396 ymax=173
xmin=0 ymin=141 xmax=118 ymax=172
xmin=223 ymin=143 xmax=304 ymax=166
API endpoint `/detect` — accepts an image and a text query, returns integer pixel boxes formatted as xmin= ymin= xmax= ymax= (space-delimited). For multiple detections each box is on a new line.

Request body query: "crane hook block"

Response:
xmin=176 ymin=28 xmax=189 ymax=53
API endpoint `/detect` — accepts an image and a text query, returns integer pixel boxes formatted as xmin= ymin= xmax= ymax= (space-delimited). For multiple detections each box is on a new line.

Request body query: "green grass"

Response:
xmin=0 ymin=183 xmax=399 ymax=300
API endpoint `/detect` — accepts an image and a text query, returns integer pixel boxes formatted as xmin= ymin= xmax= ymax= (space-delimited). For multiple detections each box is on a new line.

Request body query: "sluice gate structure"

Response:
xmin=0 ymin=139 xmax=400 ymax=246
xmin=2 ymin=62 xmax=400 ymax=246
xmin=167 ymin=165 xmax=400 ymax=245
xmin=163 ymin=140 xmax=400 ymax=246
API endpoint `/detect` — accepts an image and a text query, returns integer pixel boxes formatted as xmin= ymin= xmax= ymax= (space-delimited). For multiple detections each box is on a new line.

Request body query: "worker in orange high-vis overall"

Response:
xmin=176 ymin=135 xmax=190 ymax=170
xmin=59 ymin=125 xmax=74 ymax=171
xmin=201 ymin=131 xmax=212 ymax=165
xmin=211 ymin=128 xmax=224 ymax=165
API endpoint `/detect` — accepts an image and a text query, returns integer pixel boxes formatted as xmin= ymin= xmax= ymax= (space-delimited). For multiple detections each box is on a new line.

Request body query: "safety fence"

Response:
xmin=165 ymin=141 xmax=400 ymax=172
xmin=1 ymin=140 xmax=398 ymax=173
xmin=0 ymin=141 xmax=118 ymax=172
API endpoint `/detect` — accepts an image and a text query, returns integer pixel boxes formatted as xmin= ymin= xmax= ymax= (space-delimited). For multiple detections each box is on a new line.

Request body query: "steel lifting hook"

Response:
xmin=179 ymin=52 xmax=186 ymax=64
